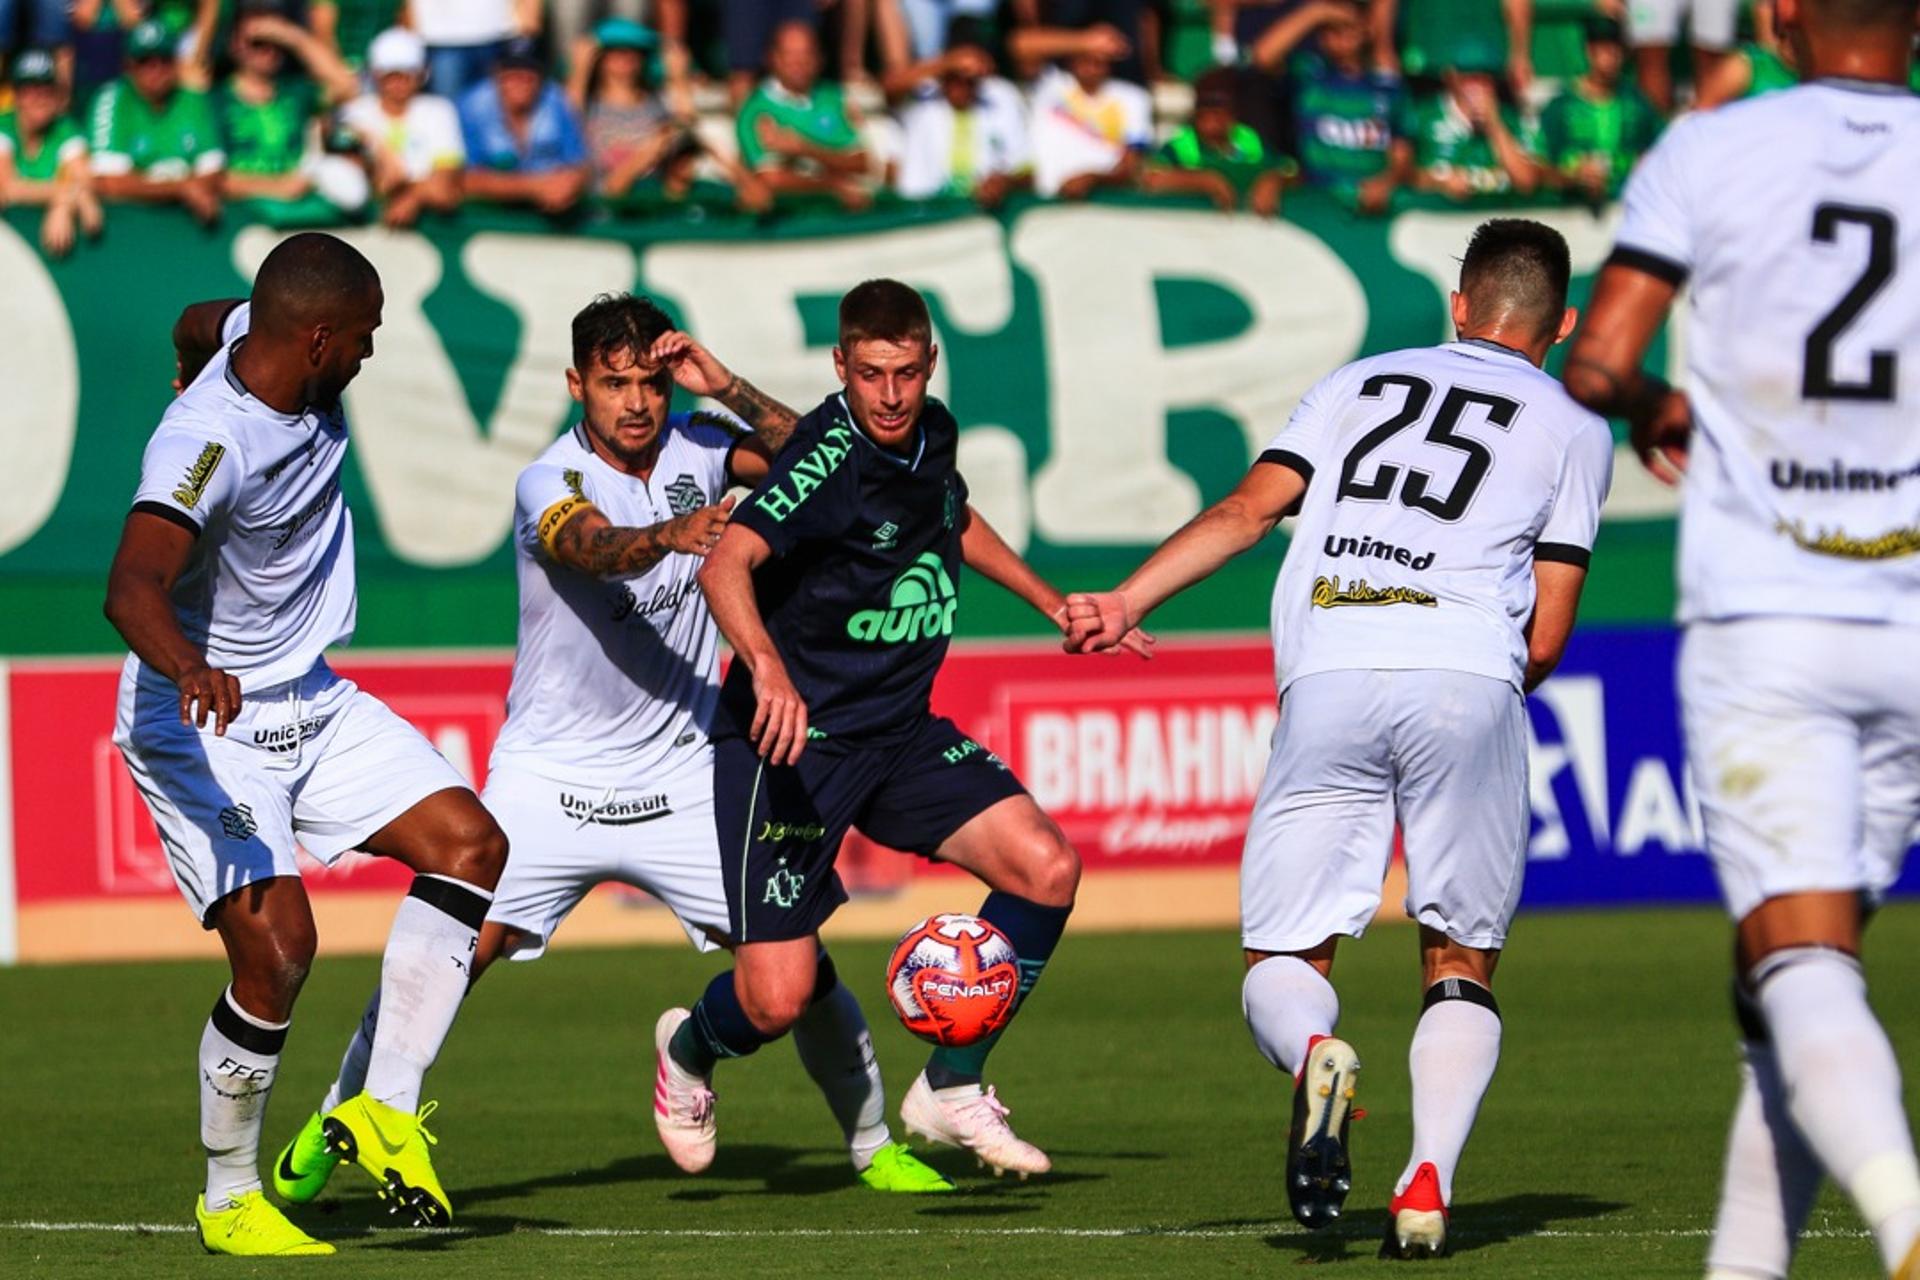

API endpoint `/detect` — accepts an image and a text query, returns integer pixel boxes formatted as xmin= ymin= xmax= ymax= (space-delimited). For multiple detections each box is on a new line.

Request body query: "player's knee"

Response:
xmin=437 ymin=816 xmax=509 ymax=890
xmin=740 ymin=980 xmax=811 ymax=1036
xmin=235 ymin=934 xmax=315 ymax=1015
xmin=1016 ymin=827 xmax=1080 ymax=907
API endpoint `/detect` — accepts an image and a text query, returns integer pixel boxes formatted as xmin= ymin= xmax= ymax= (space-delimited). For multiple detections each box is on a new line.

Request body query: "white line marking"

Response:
xmin=0 ymin=1219 xmax=1875 ymax=1243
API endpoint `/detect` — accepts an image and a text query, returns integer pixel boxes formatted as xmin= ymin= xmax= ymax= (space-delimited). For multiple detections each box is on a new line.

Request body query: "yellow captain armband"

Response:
xmin=536 ymin=495 xmax=595 ymax=558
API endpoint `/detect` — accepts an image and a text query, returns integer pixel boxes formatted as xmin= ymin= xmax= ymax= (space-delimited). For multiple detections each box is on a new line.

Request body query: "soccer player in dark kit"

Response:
xmin=648 ymin=279 xmax=1149 ymax=1181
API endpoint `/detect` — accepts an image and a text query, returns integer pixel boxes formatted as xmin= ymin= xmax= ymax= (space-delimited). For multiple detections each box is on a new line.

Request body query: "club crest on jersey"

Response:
xmin=562 ymin=469 xmax=585 ymax=499
xmin=1311 ymin=575 xmax=1438 ymax=609
xmin=847 ymin=552 xmax=957 ymax=644
xmin=754 ymin=425 xmax=854 ymax=522
xmin=665 ymin=474 xmax=705 ymax=516
xmin=172 ymin=442 xmax=226 ymax=510
xmin=763 ymin=865 xmax=806 ymax=909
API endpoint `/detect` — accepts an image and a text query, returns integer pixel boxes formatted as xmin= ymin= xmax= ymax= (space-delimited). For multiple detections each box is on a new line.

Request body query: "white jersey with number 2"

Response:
xmin=1613 ymin=80 xmax=1920 ymax=624
xmin=1263 ymin=339 xmax=1614 ymax=691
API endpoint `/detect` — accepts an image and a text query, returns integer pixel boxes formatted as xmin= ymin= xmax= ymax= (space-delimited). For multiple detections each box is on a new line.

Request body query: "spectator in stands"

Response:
xmin=1028 ymin=39 xmax=1150 ymax=199
xmin=898 ymin=0 xmax=996 ymax=61
xmin=562 ymin=2 xmax=694 ymax=119
xmin=1371 ymin=0 xmax=1533 ymax=94
xmin=210 ymin=0 xmax=367 ymax=225
xmin=1626 ymin=0 xmax=1734 ymax=114
xmin=1694 ymin=0 xmax=1798 ymax=108
xmin=0 ymin=1 xmax=71 ymax=89
xmin=71 ymin=1 xmax=145 ymax=103
xmin=1142 ymin=67 xmax=1290 ymax=213
xmin=458 ymin=35 xmax=594 ymax=214
xmin=310 ymin=0 xmax=404 ymax=66
xmin=88 ymin=19 xmax=226 ymax=226
xmin=341 ymin=25 xmax=464 ymax=226
xmin=1 ymin=46 xmax=102 ymax=255
xmin=737 ymin=19 xmax=873 ymax=210
xmin=1008 ymin=1 xmax=1151 ymax=86
xmin=724 ymin=0 xmax=813 ymax=106
xmin=892 ymin=18 xmax=1030 ymax=206
xmin=408 ymin=0 xmax=540 ymax=100
xmin=1541 ymin=16 xmax=1659 ymax=204
xmin=1386 ymin=69 xmax=1539 ymax=202
xmin=1247 ymin=0 xmax=1399 ymax=211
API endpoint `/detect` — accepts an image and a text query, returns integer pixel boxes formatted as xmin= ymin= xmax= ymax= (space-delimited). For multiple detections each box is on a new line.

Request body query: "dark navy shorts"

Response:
xmin=714 ymin=715 xmax=1029 ymax=943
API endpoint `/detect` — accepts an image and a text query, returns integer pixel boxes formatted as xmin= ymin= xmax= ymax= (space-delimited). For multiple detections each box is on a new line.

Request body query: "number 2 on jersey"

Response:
xmin=1337 ymin=374 xmax=1518 ymax=522
xmin=1802 ymin=203 xmax=1898 ymax=403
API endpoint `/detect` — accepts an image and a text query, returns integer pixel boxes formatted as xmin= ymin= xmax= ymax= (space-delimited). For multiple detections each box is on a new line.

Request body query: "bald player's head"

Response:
xmin=1457 ymin=219 xmax=1573 ymax=346
xmin=248 ymin=233 xmax=383 ymax=406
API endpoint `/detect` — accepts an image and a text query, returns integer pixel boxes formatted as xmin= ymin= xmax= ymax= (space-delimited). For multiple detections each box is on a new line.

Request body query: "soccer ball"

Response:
xmin=886 ymin=913 xmax=1020 ymax=1047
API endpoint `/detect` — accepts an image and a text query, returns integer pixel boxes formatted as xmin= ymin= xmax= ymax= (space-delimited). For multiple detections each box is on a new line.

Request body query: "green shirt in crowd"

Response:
xmin=1540 ymin=82 xmax=1661 ymax=197
xmin=215 ymin=78 xmax=319 ymax=176
xmin=736 ymin=81 xmax=860 ymax=170
xmin=1291 ymin=52 xmax=1399 ymax=190
xmin=0 ymin=111 xmax=86 ymax=183
xmin=88 ymin=79 xmax=225 ymax=179
xmin=1399 ymin=0 xmax=1509 ymax=78
xmin=1397 ymin=91 xmax=1540 ymax=195
xmin=1743 ymin=43 xmax=1800 ymax=97
xmin=1159 ymin=122 xmax=1291 ymax=192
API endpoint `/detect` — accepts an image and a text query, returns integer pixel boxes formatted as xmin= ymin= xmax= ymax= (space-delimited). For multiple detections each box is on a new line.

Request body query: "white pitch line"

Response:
xmin=0 ymin=1219 xmax=1875 ymax=1243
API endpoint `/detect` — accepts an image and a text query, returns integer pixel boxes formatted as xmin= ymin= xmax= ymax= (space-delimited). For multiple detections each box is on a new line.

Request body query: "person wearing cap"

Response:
xmin=736 ymin=19 xmax=874 ymax=211
xmin=87 ymin=18 xmax=226 ymax=226
xmin=0 ymin=47 xmax=102 ymax=256
xmin=1027 ymin=36 xmax=1152 ymax=199
xmin=209 ymin=1 xmax=368 ymax=224
xmin=407 ymin=0 xmax=541 ymax=101
xmin=0 ymin=0 xmax=72 ymax=85
xmin=457 ymin=35 xmax=592 ymax=214
xmin=1540 ymin=16 xmax=1660 ymax=204
xmin=890 ymin=20 xmax=1030 ymax=207
xmin=339 ymin=25 xmax=465 ymax=226
xmin=1142 ymin=67 xmax=1291 ymax=215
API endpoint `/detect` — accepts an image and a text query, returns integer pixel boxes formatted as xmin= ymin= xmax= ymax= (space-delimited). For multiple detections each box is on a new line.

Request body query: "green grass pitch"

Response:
xmin=4 ymin=904 xmax=1917 ymax=1277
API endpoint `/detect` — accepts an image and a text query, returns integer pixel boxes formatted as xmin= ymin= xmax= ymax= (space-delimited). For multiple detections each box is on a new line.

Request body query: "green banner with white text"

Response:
xmin=0 ymin=191 xmax=1683 ymax=656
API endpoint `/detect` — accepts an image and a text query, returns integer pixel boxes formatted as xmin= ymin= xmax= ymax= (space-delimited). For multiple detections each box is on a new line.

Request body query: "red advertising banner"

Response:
xmin=5 ymin=640 xmax=1278 ymax=911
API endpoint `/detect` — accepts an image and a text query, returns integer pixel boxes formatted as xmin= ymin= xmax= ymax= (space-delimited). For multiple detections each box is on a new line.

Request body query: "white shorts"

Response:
xmin=1680 ymin=618 xmax=1920 ymax=923
xmin=1241 ymin=669 xmax=1529 ymax=953
xmin=1625 ymin=0 xmax=1739 ymax=50
xmin=482 ymin=761 xmax=728 ymax=959
xmin=114 ymin=662 xmax=471 ymax=924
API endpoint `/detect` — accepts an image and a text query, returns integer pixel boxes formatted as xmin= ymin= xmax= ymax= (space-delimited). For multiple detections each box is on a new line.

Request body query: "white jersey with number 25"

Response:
xmin=1613 ymin=80 xmax=1920 ymax=624
xmin=1263 ymin=340 xmax=1614 ymax=692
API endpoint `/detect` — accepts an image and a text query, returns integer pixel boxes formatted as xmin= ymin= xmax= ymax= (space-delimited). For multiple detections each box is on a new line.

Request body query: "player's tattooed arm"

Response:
xmin=1563 ymin=262 xmax=1692 ymax=485
xmin=649 ymin=329 xmax=800 ymax=454
xmin=544 ymin=500 xmax=736 ymax=578
xmin=714 ymin=372 xmax=800 ymax=451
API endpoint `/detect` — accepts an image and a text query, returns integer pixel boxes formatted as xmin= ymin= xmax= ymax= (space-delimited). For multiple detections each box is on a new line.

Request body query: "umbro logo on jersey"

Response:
xmin=871 ymin=521 xmax=899 ymax=549
xmin=665 ymin=474 xmax=704 ymax=516
xmin=1311 ymin=575 xmax=1438 ymax=610
xmin=218 ymin=804 xmax=258 ymax=841
xmin=1323 ymin=534 xmax=1436 ymax=570
xmin=847 ymin=552 xmax=957 ymax=644
xmin=172 ymin=442 xmax=226 ymax=510
xmin=558 ymin=791 xmax=671 ymax=826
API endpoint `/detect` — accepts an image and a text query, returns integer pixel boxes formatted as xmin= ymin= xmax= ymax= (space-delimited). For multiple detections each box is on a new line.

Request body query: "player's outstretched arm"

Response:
xmin=546 ymin=497 xmax=736 ymax=578
xmin=1066 ymin=459 xmax=1306 ymax=654
xmin=171 ymin=298 xmax=244 ymax=392
xmin=104 ymin=511 xmax=242 ymax=734
xmin=1523 ymin=560 xmax=1588 ymax=692
xmin=959 ymin=504 xmax=1154 ymax=658
xmin=697 ymin=523 xmax=811 ymax=765
xmin=1563 ymin=265 xmax=1692 ymax=486
xmin=649 ymin=329 xmax=801 ymax=457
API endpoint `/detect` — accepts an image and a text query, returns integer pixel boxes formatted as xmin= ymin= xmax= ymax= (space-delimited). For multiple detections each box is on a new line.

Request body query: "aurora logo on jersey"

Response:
xmin=753 ymin=425 xmax=854 ymax=522
xmin=1323 ymin=534 xmax=1436 ymax=570
xmin=1311 ymin=575 xmax=1438 ymax=609
xmin=847 ymin=552 xmax=958 ymax=644
xmin=665 ymin=474 xmax=704 ymax=516
xmin=1775 ymin=519 xmax=1920 ymax=561
xmin=171 ymin=442 xmax=225 ymax=510
xmin=558 ymin=791 xmax=671 ymax=826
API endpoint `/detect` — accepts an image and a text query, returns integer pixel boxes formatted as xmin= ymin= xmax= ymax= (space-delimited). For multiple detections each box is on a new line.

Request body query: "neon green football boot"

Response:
xmin=321 ymin=1094 xmax=452 ymax=1227
xmin=858 ymin=1142 xmax=955 ymax=1193
xmin=195 ymin=1190 xmax=334 ymax=1256
xmin=272 ymin=1111 xmax=342 ymax=1204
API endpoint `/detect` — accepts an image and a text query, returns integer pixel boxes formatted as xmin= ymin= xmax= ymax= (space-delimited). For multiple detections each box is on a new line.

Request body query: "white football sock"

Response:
xmin=362 ymin=875 xmax=490 ymax=1114
xmin=1242 ymin=956 xmax=1339 ymax=1076
xmin=1705 ymin=1039 xmax=1823 ymax=1280
xmin=200 ymin=987 xmax=288 ymax=1209
xmin=792 ymin=980 xmax=890 ymax=1168
xmin=1755 ymin=948 xmax=1920 ymax=1273
xmin=1397 ymin=984 xmax=1501 ymax=1202
xmin=320 ymin=988 xmax=381 ymax=1114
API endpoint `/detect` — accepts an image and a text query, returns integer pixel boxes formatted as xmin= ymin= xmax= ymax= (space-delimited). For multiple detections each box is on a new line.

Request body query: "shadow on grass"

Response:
xmin=1260 ymin=1192 xmax=1630 ymax=1262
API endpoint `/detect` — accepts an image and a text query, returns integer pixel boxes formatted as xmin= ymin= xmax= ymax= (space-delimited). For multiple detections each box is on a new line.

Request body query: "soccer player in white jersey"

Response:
xmin=1565 ymin=3 xmax=1920 ymax=1275
xmin=273 ymin=293 xmax=952 ymax=1198
xmin=104 ymin=234 xmax=510 ymax=1255
xmin=1070 ymin=220 xmax=1614 ymax=1258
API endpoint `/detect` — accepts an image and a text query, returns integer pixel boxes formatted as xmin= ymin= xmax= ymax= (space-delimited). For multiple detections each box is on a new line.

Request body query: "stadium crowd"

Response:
xmin=0 ymin=0 xmax=1868 ymax=253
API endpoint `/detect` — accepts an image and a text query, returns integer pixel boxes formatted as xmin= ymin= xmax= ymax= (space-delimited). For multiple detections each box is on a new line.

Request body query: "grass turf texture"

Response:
xmin=3 ymin=905 xmax=1916 ymax=1277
